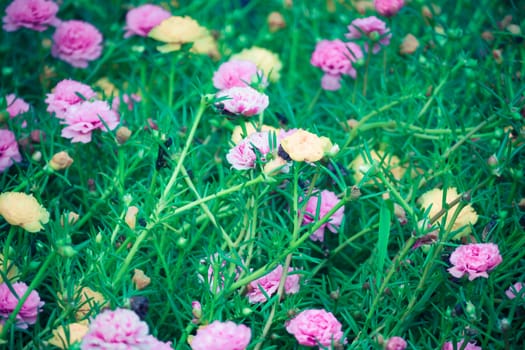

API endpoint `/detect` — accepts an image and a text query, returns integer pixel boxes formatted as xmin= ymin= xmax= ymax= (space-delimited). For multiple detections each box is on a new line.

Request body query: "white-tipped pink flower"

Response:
xmin=247 ymin=265 xmax=300 ymax=303
xmin=216 ymin=87 xmax=269 ymax=117
xmin=45 ymin=79 xmax=97 ymax=118
xmin=226 ymin=131 xmax=272 ymax=170
xmin=60 ymin=100 xmax=119 ymax=143
xmin=190 ymin=320 xmax=251 ymax=350
xmin=286 ymin=309 xmax=345 ymax=348
xmin=51 ymin=20 xmax=103 ymax=68
xmin=448 ymin=243 xmax=502 ymax=280
xmin=2 ymin=0 xmax=60 ymax=32
xmin=301 ymin=190 xmax=345 ymax=242
xmin=213 ymin=60 xmax=264 ymax=90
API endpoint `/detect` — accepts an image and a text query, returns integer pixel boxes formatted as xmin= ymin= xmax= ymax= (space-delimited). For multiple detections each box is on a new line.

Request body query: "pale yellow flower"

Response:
xmin=48 ymin=322 xmax=89 ymax=349
xmin=417 ymin=187 xmax=478 ymax=239
xmin=0 ymin=192 xmax=49 ymax=233
xmin=0 ymin=253 xmax=19 ymax=283
xmin=125 ymin=206 xmax=139 ymax=230
xmin=94 ymin=77 xmax=118 ymax=98
xmin=280 ymin=129 xmax=329 ymax=162
xmin=191 ymin=32 xmax=221 ymax=60
xmin=132 ymin=268 xmax=151 ymax=290
xmin=263 ymin=156 xmax=289 ymax=175
xmin=351 ymin=150 xmax=405 ymax=185
xmin=231 ymin=47 xmax=282 ymax=82
xmin=148 ymin=16 xmax=208 ymax=53
xmin=58 ymin=286 xmax=108 ymax=320
xmin=231 ymin=123 xmax=278 ymax=144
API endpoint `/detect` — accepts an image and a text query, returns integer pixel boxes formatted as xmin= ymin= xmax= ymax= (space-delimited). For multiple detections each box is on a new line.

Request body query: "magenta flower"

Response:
xmin=247 ymin=265 xmax=300 ymax=303
xmin=311 ymin=39 xmax=363 ymax=90
xmin=213 ymin=60 xmax=264 ymax=90
xmin=124 ymin=4 xmax=171 ymax=38
xmin=5 ymin=94 xmax=29 ymax=118
xmin=51 ymin=20 xmax=103 ymax=68
xmin=386 ymin=336 xmax=407 ymax=350
xmin=301 ymin=190 xmax=345 ymax=242
xmin=374 ymin=0 xmax=405 ymax=17
xmin=442 ymin=340 xmax=481 ymax=350
xmin=190 ymin=320 xmax=251 ymax=350
xmin=60 ymin=100 xmax=119 ymax=143
xmin=0 ymin=282 xmax=44 ymax=329
xmin=0 ymin=129 xmax=22 ymax=173
xmin=80 ymin=308 xmax=172 ymax=349
xmin=226 ymin=131 xmax=272 ymax=170
xmin=448 ymin=243 xmax=502 ymax=280
xmin=285 ymin=309 xmax=345 ymax=349
xmin=216 ymin=87 xmax=269 ymax=116
xmin=45 ymin=79 xmax=97 ymax=119
xmin=345 ymin=16 xmax=391 ymax=54
xmin=505 ymin=282 xmax=525 ymax=299
xmin=2 ymin=0 xmax=60 ymax=32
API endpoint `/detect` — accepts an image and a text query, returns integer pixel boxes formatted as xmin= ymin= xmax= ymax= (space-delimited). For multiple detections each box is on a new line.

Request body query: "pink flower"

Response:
xmin=80 ymin=308 xmax=171 ymax=349
xmin=285 ymin=309 xmax=345 ymax=349
xmin=374 ymin=0 xmax=405 ymax=17
xmin=442 ymin=340 xmax=482 ymax=350
xmin=213 ymin=60 xmax=263 ymax=90
xmin=311 ymin=40 xmax=363 ymax=78
xmin=203 ymin=254 xmax=242 ymax=293
xmin=0 ymin=129 xmax=22 ymax=173
xmin=3 ymin=0 xmax=60 ymax=32
xmin=5 ymin=94 xmax=29 ymax=118
xmin=505 ymin=282 xmax=525 ymax=299
xmin=45 ymin=79 xmax=97 ymax=119
xmin=226 ymin=131 xmax=273 ymax=170
xmin=60 ymin=100 xmax=119 ymax=143
xmin=51 ymin=20 xmax=103 ymax=68
xmin=321 ymin=74 xmax=342 ymax=91
xmin=301 ymin=190 xmax=345 ymax=242
xmin=386 ymin=336 xmax=407 ymax=350
xmin=448 ymin=243 xmax=502 ymax=281
xmin=0 ymin=282 xmax=44 ymax=329
xmin=345 ymin=16 xmax=391 ymax=54
xmin=190 ymin=320 xmax=251 ymax=350
xmin=216 ymin=87 xmax=269 ymax=116
xmin=247 ymin=265 xmax=300 ymax=303
xmin=124 ymin=4 xmax=171 ymax=38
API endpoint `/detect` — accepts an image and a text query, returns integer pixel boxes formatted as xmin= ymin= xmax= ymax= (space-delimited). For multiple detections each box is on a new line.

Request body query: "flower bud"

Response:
xmin=32 ymin=151 xmax=42 ymax=162
xmin=49 ymin=151 xmax=74 ymax=171
xmin=267 ymin=11 xmax=286 ymax=32
xmin=465 ymin=301 xmax=477 ymax=321
xmin=498 ymin=318 xmax=511 ymax=332
xmin=116 ymin=126 xmax=132 ymax=144
xmin=60 ymin=212 xmax=79 ymax=227
xmin=125 ymin=206 xmax=139 ymax=230
xmin=242 ymin=307 xmax=253 ymax=316
xmin=57 ymin=245 xmax=77 ymax=258
xmin=399 ymin=34 xmax=419 ymax=55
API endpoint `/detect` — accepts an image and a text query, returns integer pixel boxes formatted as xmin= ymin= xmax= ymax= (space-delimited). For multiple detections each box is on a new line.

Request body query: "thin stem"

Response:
xmin=362 ymin=52 xmax=371 ymax=97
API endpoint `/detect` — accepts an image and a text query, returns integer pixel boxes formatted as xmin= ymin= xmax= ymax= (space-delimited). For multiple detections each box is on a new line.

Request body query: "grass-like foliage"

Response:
xmin=0 ymin=0 xmax=524 ymax=349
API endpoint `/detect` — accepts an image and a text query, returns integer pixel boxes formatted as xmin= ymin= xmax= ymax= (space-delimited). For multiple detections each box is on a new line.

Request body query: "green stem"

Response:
xmin=362 ymin=52 xmax=372 ymax=97
xmin=0 ymin=252 xmax=56 ymax=340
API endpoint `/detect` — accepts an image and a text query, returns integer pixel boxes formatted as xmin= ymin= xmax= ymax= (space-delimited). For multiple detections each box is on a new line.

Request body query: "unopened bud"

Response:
xmin=49 ymin=151 xmax=74 ymax=171
xmin=57 ymin=245 xmax=77 ymax=258
xmin=32 ymin=151 xmax=42 ymax=162
xmin=242 ymin=307 xmax=253 ymax=316
xmin=60 ymin=212 xmax=79 ymax=227
xmin=498 ymin=318 xmax=511 ymax=332
xmin=176 ymin=237 xmax=188 ymax=248
xmin=465 ymin=301 xmax=477 ymax=321
xmin=125 ymin=206 xmax=139 ymax=230
xmin=116 ymin=126 xmax=132 ymax=144
xmin=399 ymin=34 xmax=419 ymax=55
xmin=267 ymin=11 xmax=286 ymax=32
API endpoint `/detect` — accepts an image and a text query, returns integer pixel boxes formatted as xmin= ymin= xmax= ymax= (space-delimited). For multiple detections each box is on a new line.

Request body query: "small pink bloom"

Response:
xmin=386 ymin=336 xmax=407 ymax=350
xmin=191 ymin=301 xmax=202 ymax=324
xmin=442 ymin=340 xmax=482 ymax=350
xmin=0 ymin=129 xmax=22 ymax=173
xmin=321 ymin=74 xmax=342 ymax=91
xmin=346 ymin=16 xmax=391 ymax=54
xmin=247 ymin=265 xmax=300 ymax=303
xmin=226 ymin=131 xmax=272 ymax=170
xmin=285 ymin=309 xmax=345 ymax=348
xmin=301 ymin=190 xmax=345 ymax=242
xmin=448 ymin=243 xmax=502 ymax=281
xmin=190 ymin=320 xmax=251 ymax=350
xmin=311 ymin=40 xmax=363 ymax=79
xmin=60 ymin=100 xmax=119 ymax=143
xmin=505 ymin=282 xmax=525 ymax=299
xmin=45 ymin=79 xmax=97 ymax=119
xmin=374 ymin=0 xmax=405 ymax=17
xmin=0 ymin=282 xmax=44 ymax=329
xmin=216 ymin=87 xmax=269 ymax=116
xmin=80 ymin=308 xmax=171 ymax=349
xmin=124 ymin=4 xmax=171 ymax=38
xmin=2 ymin=0 xmax=60 ymax=32
xmin=5 ymin=94 xmax=29 ymax=118
xmin=122 ymin=93 xmax=141 ymax=111
xmin=51 ymin=20 xmax=103 ymax=68
xmin=213 ymin=60 xmax=264 ymax=90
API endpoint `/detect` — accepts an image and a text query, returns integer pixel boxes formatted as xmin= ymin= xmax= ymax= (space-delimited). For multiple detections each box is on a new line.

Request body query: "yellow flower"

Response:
xmin=417 ymin=187 xmax=478 ymax=239
xmin=125 ymin=206 xmax=139 ymax=230
xmin=0 ymin=253 xmax=19 ymax=283
xmin=94 ymin=77 xmax=119 ymax=99
xmin=263 ymin=156 xmax=289 ymax=175
xmin=148 ymin=16 xmax=208 ymax=53
xmin=280 ymin=129 xmax=329 ymax=162
xmin=132 ymin=268 xmax=151 ymax=290
xmin=58 ymin=286 xmax=108 ymax=321
xmin=0 ymin=192 xmax=49 ymax=233
xmin=231 ymin=123 xmax=278 ymax=144
xmin=231 ymin=46 xmax=282 ymax=82
xmin=351 ymin=150 xmax=405 ymax=185
xmin=191 ymin=32 xmax=221 ymax=60
xmin=48 ymin=322 xmax=89 ymax=349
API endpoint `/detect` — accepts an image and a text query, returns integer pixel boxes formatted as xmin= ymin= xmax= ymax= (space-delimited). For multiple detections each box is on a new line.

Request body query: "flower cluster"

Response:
xmin=0 ymin=281 xmax=44 ymax=329
xmin=448 ymin=243 xmax=502 ymax=280
xmin=246 ymin=264 xmax=300 ymax=303
xmin=286 ymin=309 xmax=345 ymax=349
xmin=80 ymin=308 xmax=172 ymax=349
xmin=190 ymin=320 xmax=251 ymax=350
